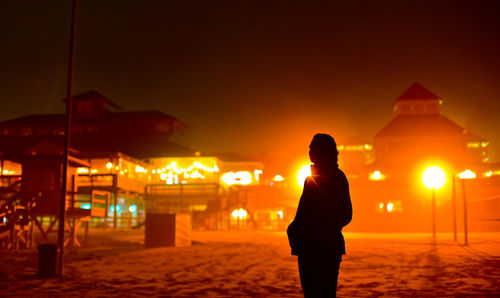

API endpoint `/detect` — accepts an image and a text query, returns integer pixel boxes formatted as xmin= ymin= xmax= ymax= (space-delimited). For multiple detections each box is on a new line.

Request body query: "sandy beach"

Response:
xmin=1 ymin=230 xmax=499 ymax=297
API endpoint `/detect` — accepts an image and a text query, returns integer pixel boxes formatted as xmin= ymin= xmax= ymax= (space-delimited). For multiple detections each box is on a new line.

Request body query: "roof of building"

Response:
xmin=396 ymin=82 xmax=441 ymax=101
xmin=0 ymin=114 xmax=65 ymax=126
xmin=106 ymin=110 xmax=188 ymax=129
xmin=70 ymin=134 xmax=197 ymax=159
xmin=66 ymin=90 xmax=124 ymax=111
xmin=375 ymin=114 xmax=466 ymax=139
xmin=0 ymin=136 xmax=52 ymax=156
xmin=0 ymin=135 xmax=197 ymax=160
xmin=0 ymin=110 xmax=187 ymax=130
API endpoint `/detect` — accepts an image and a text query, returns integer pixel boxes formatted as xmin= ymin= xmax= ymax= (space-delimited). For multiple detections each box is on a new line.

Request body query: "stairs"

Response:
xmin=0 ymin=176 xmax=31 ymax=250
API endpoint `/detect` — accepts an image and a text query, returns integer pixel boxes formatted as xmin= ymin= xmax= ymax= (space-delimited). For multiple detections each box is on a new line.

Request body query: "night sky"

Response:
xmin=1 ymin=1 xmax=499 ymax=162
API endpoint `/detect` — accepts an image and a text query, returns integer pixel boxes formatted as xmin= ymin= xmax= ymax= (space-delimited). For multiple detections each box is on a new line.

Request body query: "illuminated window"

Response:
xmin=467 ymin=142 xmax=480 ymax=149
xmin=369 ymin=170 xmax=386 ymax=181
xmin=345 ymin=145 xmax=364 ymax=151
xmin=222 ymin=171 xmax=252 ymax=186
xmin=231 ymin=208 xmax=248 ymax=220
xmin=77 ymin=168 xmax=89 ymax=174
xmin=377 ymin=201 xmax=402 ymax=213
xmin=273 ymin=174 xmax=285 ymax=182
xmin=52 ymin=128 xmax=65 ymax=135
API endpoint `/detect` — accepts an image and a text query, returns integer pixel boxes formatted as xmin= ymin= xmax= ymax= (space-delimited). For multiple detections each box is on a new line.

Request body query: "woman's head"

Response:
xmin=309 ymin=133 xmax=339 ymax=166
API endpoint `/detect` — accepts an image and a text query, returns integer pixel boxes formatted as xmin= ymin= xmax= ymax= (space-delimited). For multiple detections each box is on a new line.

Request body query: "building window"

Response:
xmin=52 ymin=127 xmax=65 ymax=136
xmin=467 ymin=142 xmax=480 ymax=149
xmin=36 ymin=127 xmax=50 ymax=136
xmin=71 ymin=125 xmax=84 ymax=134
xmin=76 ymin=101 xmax=94 ymax=118
xmin=377 ymin=200 xmax=403 ymax=213
xmin=20 ymin=127 xmax=33 ymax=136
xmin=425 ymin=103 xmax=438 ymax=113
xmin=399 ymin=104 xmax=411 ymax=113
xmin=85 ymin=125 xmax=100 ymax=134
xmin=413 ymin=104 xmax=424 ymax=113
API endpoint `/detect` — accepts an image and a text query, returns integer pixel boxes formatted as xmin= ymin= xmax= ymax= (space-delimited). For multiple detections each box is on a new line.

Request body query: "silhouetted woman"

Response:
xmin=288 ymin=133 xmax=352 ymax=297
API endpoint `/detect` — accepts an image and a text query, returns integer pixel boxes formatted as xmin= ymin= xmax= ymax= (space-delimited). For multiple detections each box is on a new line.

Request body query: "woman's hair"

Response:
xmin=309 ymin=133 xmax=339 ymax=166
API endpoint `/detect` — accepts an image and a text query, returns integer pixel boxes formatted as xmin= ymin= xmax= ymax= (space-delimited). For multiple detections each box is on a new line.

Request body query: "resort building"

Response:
xmin=343 ymin=83 xmax=499 ymax=232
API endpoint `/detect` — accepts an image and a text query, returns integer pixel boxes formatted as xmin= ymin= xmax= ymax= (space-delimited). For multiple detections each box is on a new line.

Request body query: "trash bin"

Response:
xmin=145 ymin=213 xmax=191 ymax=247
xmin=37 ymin=243 xmax=58 ymax=277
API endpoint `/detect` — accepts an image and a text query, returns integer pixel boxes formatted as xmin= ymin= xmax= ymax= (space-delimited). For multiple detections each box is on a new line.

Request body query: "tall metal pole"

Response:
xmin=432 ymin=189 xmax=436 ymax=239
xmin=452 ymin=175 xmax=457 ymax=241
xmin=57 ymin=0 xmax=77 ymax=276
xmin=462 ymin=179 xmax=469 ymax=246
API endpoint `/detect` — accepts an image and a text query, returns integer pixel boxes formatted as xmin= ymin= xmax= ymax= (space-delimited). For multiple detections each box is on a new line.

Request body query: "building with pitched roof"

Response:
xmin=343 ymin=83 xmax=499 ymax=232
xmin=0 ymin=91 xmax=268 ymax=240
xmin=373 ymin=82 xmax=489 ymax=170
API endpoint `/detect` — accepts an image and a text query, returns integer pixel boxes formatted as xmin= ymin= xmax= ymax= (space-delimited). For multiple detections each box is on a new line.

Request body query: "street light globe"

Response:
xmin=297 ymin=164 xmax=312 ymax=187
xmin=458 ymin=169 xmax=476 ymax=180
xmin=422 ymin=166 xmax=447 ymax=190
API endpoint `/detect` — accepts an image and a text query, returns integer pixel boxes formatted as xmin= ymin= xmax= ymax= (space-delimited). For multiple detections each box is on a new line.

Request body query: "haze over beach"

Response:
xmin=1 ymin=0 xmax=499 ymax=161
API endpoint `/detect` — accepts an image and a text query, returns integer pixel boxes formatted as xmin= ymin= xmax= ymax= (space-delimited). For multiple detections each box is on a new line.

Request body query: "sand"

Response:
xmin=1 ymin=230 xmax=499 ymax=297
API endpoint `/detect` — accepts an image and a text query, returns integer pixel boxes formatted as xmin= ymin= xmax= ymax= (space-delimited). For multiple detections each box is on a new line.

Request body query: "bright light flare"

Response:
xmin=135 ymin=165 xmax=147 ymax=173
xmin=458 ymin=169 xmax=476 ymax=180
xmin=254 ymin=169 xmax=263 ymax=182
xmin=369 ymin=170 xmax=385 ymax=181
xmin=77 ymin=167 xmax=89 ymax=174
xmin=387 ymin=202 xmax=394 ymax=212
xmin=273 ymin=174 xmax=285 ymax=182
xmin=222 ymin=171 xmax=253 ymax=186
xmin=297 ymin=164 xmax=312 ymax=187
xmin=231 ymin=208 xmax=248 ymax=220
xmin=81 ymin=203 xmax=91 ymax=210
xmin=422 ymin=166 xmax=447 ymax=190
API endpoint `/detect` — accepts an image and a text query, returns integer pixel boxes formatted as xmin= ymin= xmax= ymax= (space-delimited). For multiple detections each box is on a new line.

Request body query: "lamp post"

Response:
xmin=451 ymin=175 xmax=457 ymax=241
xmin=422 ymin=166 xmax=447 ymax=239
xmin=57 ymin=0 xmax=77 ymax=276
xmin=458 ymin=170 xmax=476 ymax=246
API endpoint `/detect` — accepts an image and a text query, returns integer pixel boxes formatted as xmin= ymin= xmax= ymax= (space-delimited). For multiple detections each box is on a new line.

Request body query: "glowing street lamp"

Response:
xmin=231 ymin=208 xmax=248 ymax=230
xmin=422 ymin=166 xmax=447 ymax=190
xmin=458 ymin=169 xmax=476 ymax=180
xmin=231 ymin=208 xmax=248 ymax=221
xmin=458 ymin=169 xmax=476 ymax=246
xmin=369 ymin=170 xmax=386 ymax=181
xmin=422 ymin=166 xmax=447 ymax=239
xmin=297 ymin=164 xmax=312 ymax=187
xmin=273 ymin=174 xmax=285 ymax=182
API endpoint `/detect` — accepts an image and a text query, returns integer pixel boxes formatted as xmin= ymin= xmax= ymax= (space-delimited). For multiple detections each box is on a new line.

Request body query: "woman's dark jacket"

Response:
xmin=288 ymin=165 xmax=352 ymax=256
